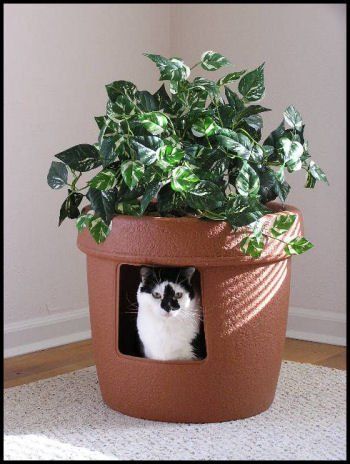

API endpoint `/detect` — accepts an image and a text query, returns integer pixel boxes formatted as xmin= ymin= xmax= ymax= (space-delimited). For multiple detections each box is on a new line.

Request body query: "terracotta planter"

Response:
xmin=77 ymin=201 xmax=303 ymax=423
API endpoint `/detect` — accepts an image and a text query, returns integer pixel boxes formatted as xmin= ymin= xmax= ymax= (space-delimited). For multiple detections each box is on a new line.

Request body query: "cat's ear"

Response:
xmin=140 ymin=266 xmax=153 ymax=283
xmin=181 ymin=267 xmax=196 ymax=283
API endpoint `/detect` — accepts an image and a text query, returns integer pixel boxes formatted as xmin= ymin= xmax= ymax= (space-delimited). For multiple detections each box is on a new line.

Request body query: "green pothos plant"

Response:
xmin=47 ymin=51 xmax=328 ymax=258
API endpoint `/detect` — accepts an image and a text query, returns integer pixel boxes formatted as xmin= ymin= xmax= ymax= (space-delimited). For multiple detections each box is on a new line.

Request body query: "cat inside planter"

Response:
xmin=118 ymin=264 xmax=206 ymax=361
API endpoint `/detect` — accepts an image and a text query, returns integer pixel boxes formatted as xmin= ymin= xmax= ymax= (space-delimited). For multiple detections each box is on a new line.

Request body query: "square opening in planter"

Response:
xmin=117 ymin=264 xmax=206 ymax=361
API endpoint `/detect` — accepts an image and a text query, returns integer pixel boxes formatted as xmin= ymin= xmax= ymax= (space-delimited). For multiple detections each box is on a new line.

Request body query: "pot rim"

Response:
xmin=78 ymin=202 xmax=304 ymax=266
xmin=83 ymin=201 xmax=292 ymax=227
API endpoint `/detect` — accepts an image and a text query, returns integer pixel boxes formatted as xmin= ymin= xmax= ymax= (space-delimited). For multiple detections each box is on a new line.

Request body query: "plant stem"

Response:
xmin=166 ymin=115 xmax=177 ymax=135
xmin=205 ymin=135 xmax=213 ymax=149
xmin=190 ymin=62 xmax=201 ymax=70
xmin=71 ymin=172 xmax=82 ymax=191
xmin=125 ymin=120 xmax=134 ymax=137
xmin=237 ymin=127 xmax=260 ymax=146
xmin=262 ymin=232 xmax=287 ymax=245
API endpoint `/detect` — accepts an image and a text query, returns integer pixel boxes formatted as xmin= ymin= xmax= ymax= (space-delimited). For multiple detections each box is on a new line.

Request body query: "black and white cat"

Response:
xmin=136 ymin=266 xmax=206 ymax=361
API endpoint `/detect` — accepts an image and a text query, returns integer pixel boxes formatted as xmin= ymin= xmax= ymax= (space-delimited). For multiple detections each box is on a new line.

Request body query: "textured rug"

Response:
xmin=4 ymin=361 xmax=346 ymax=461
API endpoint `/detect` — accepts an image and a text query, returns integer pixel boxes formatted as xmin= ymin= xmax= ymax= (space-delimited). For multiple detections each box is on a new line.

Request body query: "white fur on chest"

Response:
xmin=136 ymin=283 xmax=200 ymax=361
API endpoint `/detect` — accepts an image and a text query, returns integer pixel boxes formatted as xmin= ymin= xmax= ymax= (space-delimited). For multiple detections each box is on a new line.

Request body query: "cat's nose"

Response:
xmin=161 ymin=303 xmax=172 ymax=312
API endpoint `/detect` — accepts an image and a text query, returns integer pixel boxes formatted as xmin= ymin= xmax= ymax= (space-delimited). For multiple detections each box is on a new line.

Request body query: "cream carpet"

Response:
xmin=4 ymin=361 xmax=346 ymax=461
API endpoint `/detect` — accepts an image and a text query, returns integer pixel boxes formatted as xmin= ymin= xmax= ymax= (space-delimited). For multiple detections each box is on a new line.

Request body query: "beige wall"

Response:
xmin=171 ymin=4 xmax=346 ymax=315
xmin=4 ymin=4 xmax=170 ymax=324
xmin=4 ymin=5 xmax=345 ymax=347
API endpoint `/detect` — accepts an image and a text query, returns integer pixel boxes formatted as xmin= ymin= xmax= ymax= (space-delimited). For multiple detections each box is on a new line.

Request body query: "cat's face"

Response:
xmin=137 ymin=267 xmax=196 ymax=319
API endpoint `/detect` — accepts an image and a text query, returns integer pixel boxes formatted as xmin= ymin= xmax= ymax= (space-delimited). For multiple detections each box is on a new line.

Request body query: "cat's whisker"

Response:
xmin=125 ymin=295 xmax=138 ymax=309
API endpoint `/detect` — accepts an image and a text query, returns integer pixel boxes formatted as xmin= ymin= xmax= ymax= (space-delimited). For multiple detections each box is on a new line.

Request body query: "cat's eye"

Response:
xmin=175 ymin=292 xmax=183 ymax=299
xmin=152 ymin=291 xmax=161 ymax=299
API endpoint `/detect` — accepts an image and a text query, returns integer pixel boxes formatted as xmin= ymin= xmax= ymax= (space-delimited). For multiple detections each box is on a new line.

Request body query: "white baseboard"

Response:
xmin=4 ymin=305 xmax=346 ymax=358
xmin=4 ymin=308 xmax=91 ymax=358
xmin=287 ymin=306 xmax=346 ymax=346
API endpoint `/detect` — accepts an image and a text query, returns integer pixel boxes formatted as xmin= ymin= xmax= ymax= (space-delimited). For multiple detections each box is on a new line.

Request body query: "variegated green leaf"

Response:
xmin=132 ymin=136 xmax=163 ymax=166
xmin=95 ymin=116 xmax=107 ymax=130
xmin=171 ymin=166 xmax=200 ymax=192
xmin=225 ymin=87 xmax=245 ymax=113
xmin=106 ymin=96 xmax=137 ymax=120
xmin=240 ymin=233 xmax=265 ymax=258
xmin=238 ymin=63 xmax=265 ymax=102
xmin=100 ymin=137 xmax=117 ymax=167
xmin=236 ymin=162 xmax=260 ymax=196
xmin=305 ymin=171 xmax=317 ymax=188
xmin=262 ymin=145 xmax=275 ymax=160
xmin=274 ymin=167 xmax=291 ymax=202
xmin=47 ymin=161 xmax=68 ymax=189
xmin=286 ymin=158 xmax=302 ymax=172
xmin=169 ymin=80 xmax=179 ymax=95
xmin=88 ymin=169 xmax=116 ymax=191
xmin=197 ymin=210 xmax=227 ymax=220
xmin=121 ymin=160 xmax=145 ymax=190
xmin=201 ymin=51 xmax=231 ymax=71
xmin=55 ymin=144 xmax=100 ymax=172
xmin=275 ymin=166 xmax=285 ymax=183
xmin=192 ymin=116 xmax=218 ymax=137
xmin=188 ymin=91 xmax=208 ymax=111
xmin=284 ymin=236 xmax=314 ymax=256
xmin=98 ymin=118 xmax=117 ymax=143
xmin=235 ymin=105 xmax=271 ymax=123
xmin=250 ymin=144 xmax=264 ymax=164
xmin=278 ymin=137 xmax=303 ymax=170
xmin=140 ymin=180 xmax=163 ymax=214
xmin=87 ymin=188 xmax=118 ymax=224
xmin=136 ymin=90 xmax=157 ymax=112
xmin=138 ymin=112 xmax=168 ymax=135
xmin=157 ymin=144 xmax=185 ymax=169
xmin=88 ymin=217 xmax=111 ymax=244
xmin=308 ymin=160 xmax=329 ymax=184
xmin=215 ymin=129 xmax=252 ymax=159
xmin=76 ymin=213 xmax=94 ymax=232
xmin=144 ymin=53 xmax=190 ymax=81
xmin=270 ymin=214 xmax=296 ymax=238
xmin=105 ymin=80 xmax=137 ymax=102
xmin=59 ymin=191 xmax=83 ymax=226
xmin=226 ymin=196 xmax=271 ymax=228
xmin=283 ymin=105 xmax=303 ymax=130
xmin=186 ymin=180 xmax=226 ymax=210
xmin=243 ymin=114 xmax=263 ymax=131
xmin=153 ymin=84 xmax=172 ymax=111
xmin=217 ymin=71 xmax=246 ymax=86
xmin=116 ymin=199 xmax=140 ymax=215
xmin=190 ymin=77 xmax=220 ymax=98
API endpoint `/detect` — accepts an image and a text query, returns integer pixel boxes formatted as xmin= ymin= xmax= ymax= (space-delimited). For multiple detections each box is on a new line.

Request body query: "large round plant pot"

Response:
xmin=77 ymin=201 xmax=303 ymax=423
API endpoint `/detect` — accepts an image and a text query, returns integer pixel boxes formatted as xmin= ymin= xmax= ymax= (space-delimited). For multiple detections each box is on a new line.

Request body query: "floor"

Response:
xmin=4 ymin=338 xmax=346 ymax=389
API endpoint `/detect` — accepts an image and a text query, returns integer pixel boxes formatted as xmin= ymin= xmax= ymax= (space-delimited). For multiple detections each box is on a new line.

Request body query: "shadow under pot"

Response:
xmin=77 ymin=201 xmax=303 ymax=423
